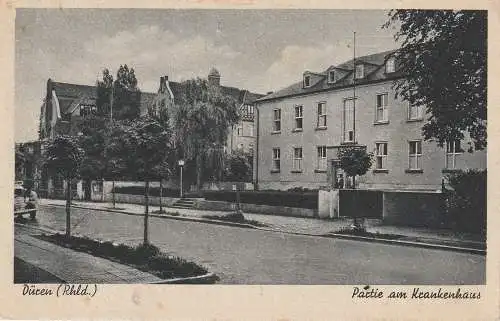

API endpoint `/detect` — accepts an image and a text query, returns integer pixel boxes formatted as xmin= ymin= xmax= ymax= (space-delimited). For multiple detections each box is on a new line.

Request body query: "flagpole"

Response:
xmin=353 ymin=31 xmax=356 ymax=144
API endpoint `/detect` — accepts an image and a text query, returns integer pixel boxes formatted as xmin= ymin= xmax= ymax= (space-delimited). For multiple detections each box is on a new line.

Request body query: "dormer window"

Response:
xmin=304 ymin=75 xmax=311 ymax=88
xmin=328 ymin=70 xmax=335 ymax=83
xmin=386 ymin=57 xmax=396 ymax=73
xmin=355 ymin=64 xmax=364 ymax=79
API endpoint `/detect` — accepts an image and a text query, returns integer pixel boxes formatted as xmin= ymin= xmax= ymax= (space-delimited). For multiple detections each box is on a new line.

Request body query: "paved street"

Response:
xmin=20 ymin=205 xmax=486 ymax=284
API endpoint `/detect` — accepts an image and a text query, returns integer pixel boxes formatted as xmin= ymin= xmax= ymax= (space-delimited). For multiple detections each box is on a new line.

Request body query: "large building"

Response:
xmin=254 ymin=50 xmax=486 ymax=191
xmin=151 ymin=68 xmax=264 ymax=158
xmin=39 ymin=78 xmax=156 ymax=140
xmin=38 ymin=78 xmax=156 ymax=198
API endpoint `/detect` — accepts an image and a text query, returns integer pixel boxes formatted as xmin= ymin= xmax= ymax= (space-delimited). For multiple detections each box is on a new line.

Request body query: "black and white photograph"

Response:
xmin=12 ymin=7 xmax=488 ymax=289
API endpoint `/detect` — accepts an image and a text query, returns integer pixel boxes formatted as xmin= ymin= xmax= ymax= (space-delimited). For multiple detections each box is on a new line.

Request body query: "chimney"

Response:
xmin=208 ymin=67 xmax=221 ymax=87
xmin=159 ymin=75 xmax=168 ymax=92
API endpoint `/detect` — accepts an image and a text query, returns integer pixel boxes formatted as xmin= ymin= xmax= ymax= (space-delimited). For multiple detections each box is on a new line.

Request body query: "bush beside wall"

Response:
xmin=113 ymin=186 xmax=180 ymax=198
xmin=203 ymin=190 xmax=318 ymax=209
xmin=444 ymin=169 xmax=486 ymax=234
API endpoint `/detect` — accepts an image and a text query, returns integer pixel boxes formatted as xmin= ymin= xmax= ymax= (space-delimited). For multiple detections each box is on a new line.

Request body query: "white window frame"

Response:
xmin=294 ymin=105 xmax=303 ymax=130
xmin=317 ymin=146 xmax=327 ymax=171
xmin=446 ymin=140 xmax=463 ymax=169
xmin=317 ymin=102 xmax=327 ymax=128
xmin=408 ymin=140 xmax=423 ymax=170
xmin=343 ymin=98 xmax=355 ymax=143
xmin=273 ymin=108 xmax=281 ymax=132
xmin=375 ymin=142 xmax=388 ymax=170
xmin=293 ymin=147 xmax=303 ymax=171
xmin=272 ymin=148 xmax=281 ymax=172
xmin=304 ymin=75 xmax=311 ymax=87
xmin=355 ymin=64 xmax=364 ymax=79
xmin=408 ymin=103 xmax=424 ymax=120
xmin=385 ymin=57 xmax=396 ymax=73
xmin=375 ymin=93 xmax=388 ymax=123
xmin=249 ymin=124 xmax=254 ymax=137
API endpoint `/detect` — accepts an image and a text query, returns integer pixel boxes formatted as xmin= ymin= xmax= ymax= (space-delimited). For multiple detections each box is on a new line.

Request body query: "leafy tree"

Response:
xmin=43 ymin=136 xmax=85 ymax=238
xmin=384 ymin=10 xmax=487 ymax=150
xmin=96 ymin=65 xmax=142 ymax=120
xmin=15 ymin=146 xmax=26 ymax=181
xmin=224 ymin=151 xmax=252 ymax=217
xmin=77 ymin=115 xmax=107 ymax=186
xmin=170 ymin=78 xmax=240 ymax=190
xmin=107 ymin=116 xmax=172 ymax=244
xmin=338 ymin=146 xmax=373 ymax=230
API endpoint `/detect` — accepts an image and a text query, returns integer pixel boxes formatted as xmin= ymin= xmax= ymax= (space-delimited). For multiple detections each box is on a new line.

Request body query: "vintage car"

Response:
xmin=14 ymin=185 xmax=37 ymax=219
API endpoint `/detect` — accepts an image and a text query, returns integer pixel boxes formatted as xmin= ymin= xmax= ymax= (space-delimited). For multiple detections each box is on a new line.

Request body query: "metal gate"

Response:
xmin=338 ymin=189 xmax=383 ymax=219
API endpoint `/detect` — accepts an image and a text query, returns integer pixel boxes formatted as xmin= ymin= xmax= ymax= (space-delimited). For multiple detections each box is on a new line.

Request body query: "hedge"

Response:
xmin=444 ymin=169 xmax=486 ymax=234
xmin=112 ymin=186 xmax=180 ymax=197
xmin=203 ymin=190 xmax=318 ymax=209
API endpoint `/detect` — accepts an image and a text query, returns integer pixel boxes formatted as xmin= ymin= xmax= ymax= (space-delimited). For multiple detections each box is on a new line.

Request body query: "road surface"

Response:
xmin=17 ymin=205 xmax=485 ymax=284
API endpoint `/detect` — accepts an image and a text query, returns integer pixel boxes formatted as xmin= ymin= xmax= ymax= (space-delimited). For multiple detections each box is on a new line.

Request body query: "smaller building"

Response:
xmin=152 ymin=68 xmax=263 ymax=164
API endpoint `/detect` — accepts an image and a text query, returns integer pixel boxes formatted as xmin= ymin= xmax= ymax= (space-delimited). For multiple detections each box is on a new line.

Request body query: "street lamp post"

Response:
xmin=178 ymin=159 xmax=185 ymax=198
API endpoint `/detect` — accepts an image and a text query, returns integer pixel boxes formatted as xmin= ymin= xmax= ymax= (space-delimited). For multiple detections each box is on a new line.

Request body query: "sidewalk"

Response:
xmin=40 ymin=198 xmax=485 ymax=251
xmin=15 ymin=226 xmax=162 ymax=284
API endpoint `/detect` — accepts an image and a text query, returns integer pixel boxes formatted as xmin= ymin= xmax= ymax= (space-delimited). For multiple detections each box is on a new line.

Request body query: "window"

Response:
xmin=408 ymin=140 xmax=422 ymax=170
xmin=446 ymin=140 xmax=463 ymax=169
xmin=272 ymin=148 xmax=281 ymax=172
xmin=343 ymin=98 xmax=355 ymax=142
xmin=355 ymin=64 xmax=364 ymax=79
xmin=304 ymin=75 xmax=311 ymax=87
xmin=408 ymin=104 xmax=424 ymax=120
xmin=293 ymin=147 xmax=303 ymax=171
xmin=273 ymin=109 xmax=281 ymax=132
xmin=294 ymin=105 xmax=303 ymax=130
xmin=385 ymin=57 xmax=396 ymax=73
xmin=317 ymin=102 xmax=327 ymax=127
xmin=79 ymin=104 xmax=96 ymax=117
xmin=237 ymin=127 xmax=243 ymax=136
xmin=238 ymin=143 xmax=244 ymax=150
xmin=328 ymin=70 xmax=335 ymax=83
xmin=375 ymin=142 xmax=388 ymax=170
xmin=375 ymin=93 xmax=388 ymax=123
xmin=249 ymin=125 xmax=254 ymax=137
xmin=317 ymin=146 xmax=327 ymax=170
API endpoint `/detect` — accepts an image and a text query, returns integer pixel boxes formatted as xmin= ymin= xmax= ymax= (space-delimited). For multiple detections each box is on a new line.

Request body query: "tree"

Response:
xmin=170 ymin=78 xmax=240 ymax=191
xmin=15 ymin=146 xmax=26 ymax=181
xmin=108 ymin=116 xmax=172 ymax=244
xmin=43 ymin=136 xmax=85 ymax=238
xmin=384 ymin=10 xmax=487 ymax=151
xmin=224 ymin=151 xmax=252 ymax=218
xmin=338 ymin=146 xmax=373 ymax=230
xmin=96 ymin=65 xmax=142 ymax=121
xmin=77 ymin=115 xmax=107 ymax=199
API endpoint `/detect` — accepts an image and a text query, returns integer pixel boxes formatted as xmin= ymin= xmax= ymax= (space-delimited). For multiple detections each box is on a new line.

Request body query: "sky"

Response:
xmin=15 ymin=9 xmax=400 ymax=142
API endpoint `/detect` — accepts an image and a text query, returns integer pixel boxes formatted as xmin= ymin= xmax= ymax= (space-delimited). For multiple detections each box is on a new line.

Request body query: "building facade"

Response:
xmin=255 ymin=50 xmax=486 ymax=191
xmin=151 ymin=68 xmax=263 ymax=158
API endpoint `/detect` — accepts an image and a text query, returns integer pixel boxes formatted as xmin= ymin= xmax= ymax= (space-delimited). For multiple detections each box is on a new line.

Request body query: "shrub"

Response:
xmin=445 ymin=169 xmax=486 ymax=234
xmin=113 ymin=186 xmax=180 ymax=197
xmin=203 ymin=190 xmax=318 ymax=209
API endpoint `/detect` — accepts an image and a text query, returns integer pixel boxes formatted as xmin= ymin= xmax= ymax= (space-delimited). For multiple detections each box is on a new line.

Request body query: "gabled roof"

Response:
xmin=48 ymin=79 xmax=156 ymax=114
xmin=166 ymin=80 xmax=264 ymax=105
xmin=258 ymin=49 xmax=400 ymax=102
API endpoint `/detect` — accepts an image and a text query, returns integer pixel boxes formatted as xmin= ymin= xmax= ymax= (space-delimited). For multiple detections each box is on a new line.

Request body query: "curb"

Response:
xmin=42 ymin=203 xmax=486 ymax=256
xmin=15 ymin=223 xmax=220 ymax=284
xmin=149 ymin=272 xmax=219 ymax=284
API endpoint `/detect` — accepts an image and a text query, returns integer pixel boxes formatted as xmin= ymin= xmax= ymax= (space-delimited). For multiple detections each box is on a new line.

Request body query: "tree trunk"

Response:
xmin=65 ymin=177 xmax=71 ymax=239
xmin=196 ymin=153 xmax=203 ymax=192
xmin=159 ymin=179 xmax=163 ymax=212
xmin=235 ymin=184 xmax=242 ymax=215
xmin=143 ymin=180 xmax=150 ymax=245
xmin=112 ymin=180 xmax=116 ymax=208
